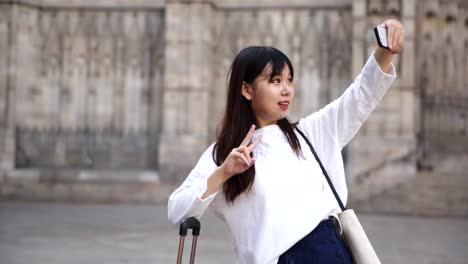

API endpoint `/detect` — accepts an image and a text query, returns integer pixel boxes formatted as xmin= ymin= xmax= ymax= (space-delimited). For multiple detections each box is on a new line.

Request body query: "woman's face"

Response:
xmin=242 ymin=63 xmax=294 ymax=128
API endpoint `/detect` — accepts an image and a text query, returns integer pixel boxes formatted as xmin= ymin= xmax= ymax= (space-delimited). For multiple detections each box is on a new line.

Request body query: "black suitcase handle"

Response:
xmin=179 ymin=217 xmax=201 ymax=236
xmin=177 ymin=217 xmax=201 ymax=264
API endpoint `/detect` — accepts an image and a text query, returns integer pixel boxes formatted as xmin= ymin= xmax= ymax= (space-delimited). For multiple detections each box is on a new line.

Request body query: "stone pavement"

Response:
xmin=0 ymin=201 xmax=467 ymax=264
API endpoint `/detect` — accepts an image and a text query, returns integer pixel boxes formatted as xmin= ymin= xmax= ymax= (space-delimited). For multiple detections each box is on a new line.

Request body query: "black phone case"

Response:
xmin=374 ymin=26 xmax=389 ymax=50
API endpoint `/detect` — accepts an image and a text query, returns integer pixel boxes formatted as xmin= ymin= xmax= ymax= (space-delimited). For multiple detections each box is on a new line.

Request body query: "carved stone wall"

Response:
xmin=0 ymin=0 xmax=466 ymax=215
xmin=418 ymin=0 xmax=468 ymax=156
xmin=3 ymin=2 xmax=165 ymax=170
xmin=349 ymin=0 xmax=468 ymax=216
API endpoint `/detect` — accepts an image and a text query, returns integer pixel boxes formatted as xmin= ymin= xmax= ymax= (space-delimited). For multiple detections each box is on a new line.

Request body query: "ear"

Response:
xmin=241 ymin=81 xmax=253 ymax=101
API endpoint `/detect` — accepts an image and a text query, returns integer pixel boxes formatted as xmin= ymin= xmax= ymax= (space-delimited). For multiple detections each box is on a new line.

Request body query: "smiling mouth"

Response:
xmin=279 ymin=101 xmax=289 ymax=109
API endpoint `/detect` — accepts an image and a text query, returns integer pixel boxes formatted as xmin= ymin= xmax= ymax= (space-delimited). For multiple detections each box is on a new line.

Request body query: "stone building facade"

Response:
xmin=0 ymin=0 xmax=467 ymax=216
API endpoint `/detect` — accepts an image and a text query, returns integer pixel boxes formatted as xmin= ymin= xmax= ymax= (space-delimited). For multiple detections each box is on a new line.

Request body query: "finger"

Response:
xmin=231 ymin=151 xmax=250 ymax=166
xmin=393 ymin=36 xmax=402 ymax=54
xmin=398 ymin=30 xmax=405 ymax=52
xmin=237 ymin=146 xmax=252 ymax=164
xmin=232 ymin=149 xmax=250 ymax=165
xmin=248 ymin=134 xmax=262 ymax=151
xmin=392 ymin=28 xmax=401 ymax=53
xmin=392 ymin=29 xmax=404 ymax=54
xmin=250 ymin=157 xmax=256 ymax=166
xmin=387 ymin=22 xmax=396 ymax=50
xmin=240 ymin=124 xmax=256 ymax=147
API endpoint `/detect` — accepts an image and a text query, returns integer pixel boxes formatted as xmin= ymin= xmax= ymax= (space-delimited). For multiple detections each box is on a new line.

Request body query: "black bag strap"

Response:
xmin=296 ymin=127 xmax=346 ymax=211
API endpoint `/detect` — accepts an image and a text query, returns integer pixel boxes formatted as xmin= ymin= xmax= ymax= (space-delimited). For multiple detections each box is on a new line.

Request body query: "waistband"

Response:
xmin=323 ymin=213 xmax=343 ymax=235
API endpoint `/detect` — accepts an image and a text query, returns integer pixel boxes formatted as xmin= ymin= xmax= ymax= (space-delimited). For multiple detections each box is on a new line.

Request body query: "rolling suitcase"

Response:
xmin=177 ymin=217 xmax=201 ymax=264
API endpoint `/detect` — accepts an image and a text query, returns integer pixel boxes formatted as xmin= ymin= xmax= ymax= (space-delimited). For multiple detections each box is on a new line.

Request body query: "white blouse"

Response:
xmin=168 ymin=53 xmax=396 ymax=264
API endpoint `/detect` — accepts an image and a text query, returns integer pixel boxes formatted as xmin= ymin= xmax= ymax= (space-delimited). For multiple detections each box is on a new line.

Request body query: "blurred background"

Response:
xmin=0 ymin=0 xmax=467 ymax=263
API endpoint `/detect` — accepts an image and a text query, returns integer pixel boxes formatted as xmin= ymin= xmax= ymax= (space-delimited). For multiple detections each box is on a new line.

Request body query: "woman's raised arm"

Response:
xmin=298 ymin=19 xmax=404 ymax=150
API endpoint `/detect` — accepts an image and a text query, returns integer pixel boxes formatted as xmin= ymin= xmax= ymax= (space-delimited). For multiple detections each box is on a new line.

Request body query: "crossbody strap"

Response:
xmin=296 ymin=127 xmax=346 ymax=211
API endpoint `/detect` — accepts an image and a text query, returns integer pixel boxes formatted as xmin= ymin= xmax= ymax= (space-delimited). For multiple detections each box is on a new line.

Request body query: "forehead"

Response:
xmin=261 ymin=62 xmax=291 ymax=77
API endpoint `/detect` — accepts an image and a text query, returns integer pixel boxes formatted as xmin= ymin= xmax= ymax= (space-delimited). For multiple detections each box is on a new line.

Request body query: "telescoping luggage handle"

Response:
xmin=177 ymin=217 xmax=201 ymax=264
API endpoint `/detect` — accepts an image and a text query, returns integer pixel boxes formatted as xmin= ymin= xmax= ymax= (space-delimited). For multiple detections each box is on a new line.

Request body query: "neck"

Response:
xmin=256 ymin=119 xmax=277 ymax=128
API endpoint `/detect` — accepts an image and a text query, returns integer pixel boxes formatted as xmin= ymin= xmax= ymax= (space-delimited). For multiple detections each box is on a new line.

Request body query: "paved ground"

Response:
xmin=0 ymin=201 xmax=467 ymax=264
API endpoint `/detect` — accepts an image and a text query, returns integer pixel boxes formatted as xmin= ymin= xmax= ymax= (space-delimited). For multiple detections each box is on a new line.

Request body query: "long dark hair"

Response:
xmin=213 ymin=46 xmax=303 ymax=204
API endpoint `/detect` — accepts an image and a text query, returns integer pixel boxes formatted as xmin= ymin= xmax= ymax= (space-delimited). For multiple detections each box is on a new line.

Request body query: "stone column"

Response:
xmin=399 ymin=0 xmax=417 ymax=137
xmin=0 ymin=3 xmax=16 ymax=179
xmin=351 ymin=0 xmax=367 ymax=78
xmin=159 ymin=0 xmax=216 ymax=183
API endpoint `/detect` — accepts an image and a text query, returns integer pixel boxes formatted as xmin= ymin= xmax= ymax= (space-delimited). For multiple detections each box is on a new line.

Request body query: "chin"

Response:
xmin=277 ymin=114 xmax=288 ymax=120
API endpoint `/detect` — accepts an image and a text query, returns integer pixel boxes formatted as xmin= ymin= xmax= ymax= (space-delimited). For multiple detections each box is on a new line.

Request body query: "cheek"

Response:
xmin=256 ymin=96 xmax=274 ymax=111
xmin=266 ymin=90 xmax=281 ymax=108
xmin=254 ymin=88 xmax=275 ymax=105
xmin=252 ymin=94 xmax=275 ymax=114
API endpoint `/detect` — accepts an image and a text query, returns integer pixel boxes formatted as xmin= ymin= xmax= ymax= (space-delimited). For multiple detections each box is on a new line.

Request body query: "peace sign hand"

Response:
xmin=220 ymin=125 xmax=262 ymax=179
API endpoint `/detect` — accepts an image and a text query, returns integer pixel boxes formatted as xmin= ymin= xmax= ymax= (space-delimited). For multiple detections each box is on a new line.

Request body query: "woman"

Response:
xmin=168 ymin=19 xmax=405 ymax=264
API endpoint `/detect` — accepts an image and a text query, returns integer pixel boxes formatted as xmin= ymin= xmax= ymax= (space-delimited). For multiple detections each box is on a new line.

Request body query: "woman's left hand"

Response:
xmin=381 ymin=19 xmax=405 ymax=54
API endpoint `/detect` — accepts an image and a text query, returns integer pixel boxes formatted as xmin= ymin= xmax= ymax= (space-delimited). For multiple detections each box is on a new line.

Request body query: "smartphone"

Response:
xmin=374 ymin=25 xmax=389 ymax=50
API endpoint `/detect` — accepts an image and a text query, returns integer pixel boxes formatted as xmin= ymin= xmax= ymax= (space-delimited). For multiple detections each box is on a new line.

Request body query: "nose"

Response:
xmin=280 ymin=83 xmax=291 ymax=96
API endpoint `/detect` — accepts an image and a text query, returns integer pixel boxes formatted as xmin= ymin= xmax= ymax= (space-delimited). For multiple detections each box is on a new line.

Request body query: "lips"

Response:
xmin=278 ymin=101 xmax=289 ymax=110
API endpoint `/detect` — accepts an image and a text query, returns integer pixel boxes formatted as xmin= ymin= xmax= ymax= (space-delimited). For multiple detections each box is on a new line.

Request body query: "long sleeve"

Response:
xmin=167 ymin=143 xmax=219 ymax=225
xmin=299 ymin=53 xmax=396 ymax=151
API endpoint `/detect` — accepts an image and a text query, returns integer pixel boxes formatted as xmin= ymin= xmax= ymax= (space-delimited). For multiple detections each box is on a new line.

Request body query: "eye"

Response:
xmin=270 ymin=78 xmax=281 ymax=84
xmin=287 ymin=78 xmax=293 ymax=84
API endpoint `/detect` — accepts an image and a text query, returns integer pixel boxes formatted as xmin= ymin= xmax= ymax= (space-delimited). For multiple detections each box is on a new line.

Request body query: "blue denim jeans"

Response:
xmin=277 ymin=219 xmax=353 ymax=264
